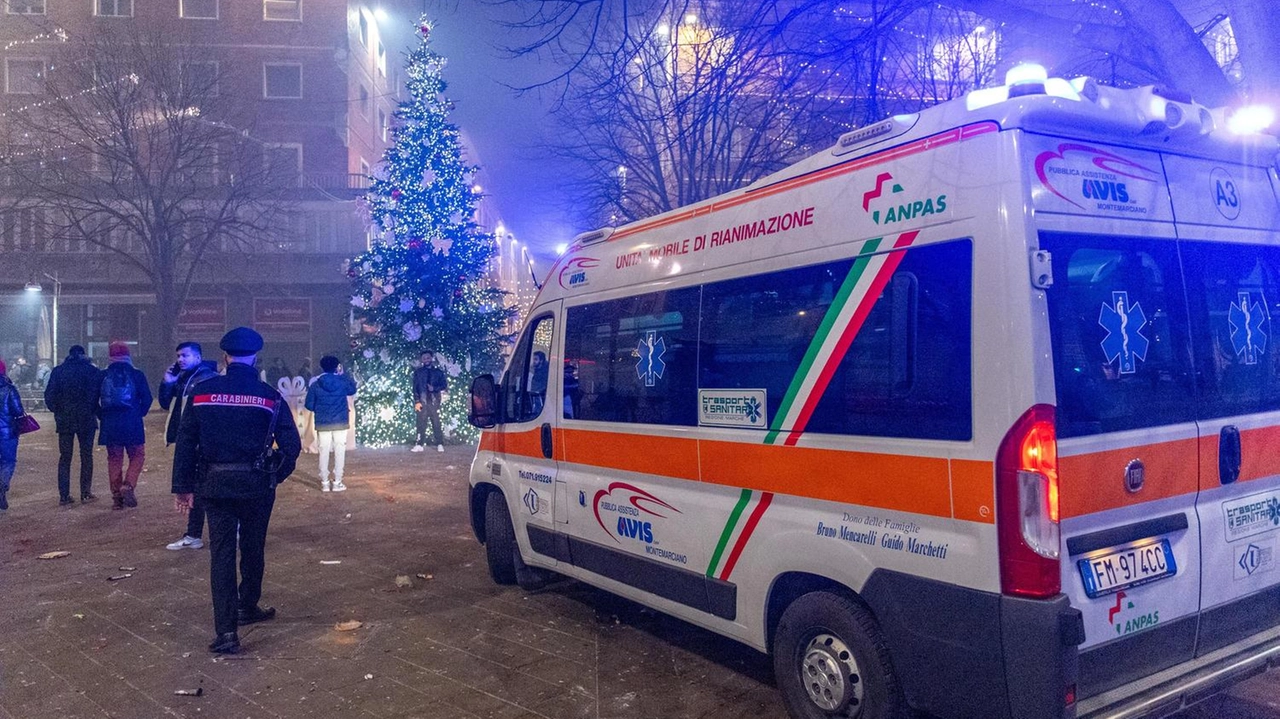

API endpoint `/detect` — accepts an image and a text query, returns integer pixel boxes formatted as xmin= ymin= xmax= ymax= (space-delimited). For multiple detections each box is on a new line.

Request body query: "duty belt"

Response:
xmin=204 ymin=462 xmax=256 ymax=473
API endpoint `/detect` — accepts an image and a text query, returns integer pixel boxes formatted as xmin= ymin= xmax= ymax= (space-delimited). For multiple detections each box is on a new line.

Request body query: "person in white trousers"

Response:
xmin=304 ymin=356 xmax=356 ymax=492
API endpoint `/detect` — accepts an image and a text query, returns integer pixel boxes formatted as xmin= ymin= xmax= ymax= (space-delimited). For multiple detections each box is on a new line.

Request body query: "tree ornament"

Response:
xmin=398 ymin=297 xmax=413 ymax=313
xmin=430 ymin=237 xmax=453 ymax=256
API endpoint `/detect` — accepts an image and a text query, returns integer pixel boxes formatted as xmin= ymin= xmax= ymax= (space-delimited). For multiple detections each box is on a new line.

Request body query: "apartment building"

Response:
xmin=0 ymin=0 xmax=409 ymax=378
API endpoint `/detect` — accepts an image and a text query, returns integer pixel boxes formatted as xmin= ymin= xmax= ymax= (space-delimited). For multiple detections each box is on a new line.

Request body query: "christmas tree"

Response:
xmin=347 ymin=18 xmax=515 ymax=447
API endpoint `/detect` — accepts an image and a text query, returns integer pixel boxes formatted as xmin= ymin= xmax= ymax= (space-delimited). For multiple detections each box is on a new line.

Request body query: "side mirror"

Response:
xmin=469 ymin=374 xmax=499 ymax=429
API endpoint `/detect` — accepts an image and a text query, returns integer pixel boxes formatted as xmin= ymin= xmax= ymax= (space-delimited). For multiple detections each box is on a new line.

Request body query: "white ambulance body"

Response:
xmin=467 ymin=70 xmax=1280 ymax=719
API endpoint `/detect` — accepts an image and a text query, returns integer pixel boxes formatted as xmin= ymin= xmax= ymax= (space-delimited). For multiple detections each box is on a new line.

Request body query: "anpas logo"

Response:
xmin=558 ymin=257 xmax=599 ymax=290
xmin=1035 ymin=143 xmax=1159 ymax=212
xmin=861 ymin=172 xmax=946 ymax=226
xmin=593 ymin=482 xmax=681 ymax=545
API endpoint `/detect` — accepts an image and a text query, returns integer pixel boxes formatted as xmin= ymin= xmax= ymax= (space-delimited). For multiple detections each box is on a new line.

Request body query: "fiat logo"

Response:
xmin=1125 ymin=459 xmax=1145 ymax=493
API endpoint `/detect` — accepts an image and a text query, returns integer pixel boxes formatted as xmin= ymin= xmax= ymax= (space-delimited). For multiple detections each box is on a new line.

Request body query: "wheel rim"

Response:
xmin=799 ymin=632 xmax=863 ymax=716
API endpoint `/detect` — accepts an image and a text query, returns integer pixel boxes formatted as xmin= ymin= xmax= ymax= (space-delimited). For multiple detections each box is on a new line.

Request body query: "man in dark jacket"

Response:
xmin=173 ymin=327 xmax=301 ymax=655
xmin=44 ymin=345 xmax=102 ymax=505
xmin=410 ymin=351 xmax=448 ymax=452
xmin=98 ymin=342 xmax=153 ymax=510
xmin=304 ymin=355 xmax=356 ymax=491
xmin=159 ymin=341 xmax=219 ymax=550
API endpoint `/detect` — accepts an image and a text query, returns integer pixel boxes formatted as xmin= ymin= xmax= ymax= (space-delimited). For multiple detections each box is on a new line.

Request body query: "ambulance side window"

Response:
xmin=1042 ymin=233 xmax=1196 ymax=438
xmin=1182 ymin=240 xmax=1280 ymax=418
xmin=503 ymin=314 xmax=555 ymax=423
xmin=699 ymin=239 xmax=972 ymax=441
xmin=564 ymin=288 xmax=700 ymax=426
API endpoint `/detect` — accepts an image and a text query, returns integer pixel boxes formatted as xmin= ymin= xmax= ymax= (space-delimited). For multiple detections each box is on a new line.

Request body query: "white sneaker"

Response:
xmin=411 ymin=445 xmax=424 ymax=453
xmin=436 ymin=444 xmax=444 ymax=452
xmin=166 ymin=535 xmax=203 ymax=550
xmin=321 ymin=482 xmax=331 ymax=492
xmin=332 ymin=482 xmax=347 ymax=492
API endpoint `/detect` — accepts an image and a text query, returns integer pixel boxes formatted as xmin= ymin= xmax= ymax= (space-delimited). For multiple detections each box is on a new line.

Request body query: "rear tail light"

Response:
xmin=997 ymin=404 xmax=1061 ymax=597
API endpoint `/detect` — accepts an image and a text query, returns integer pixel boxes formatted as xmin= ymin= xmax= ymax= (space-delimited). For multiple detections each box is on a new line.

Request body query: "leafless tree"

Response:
xmin=489 ymin=0 xmax=1275 ymax=223
xmin=0 ymin=21 xmax=295 ymax=358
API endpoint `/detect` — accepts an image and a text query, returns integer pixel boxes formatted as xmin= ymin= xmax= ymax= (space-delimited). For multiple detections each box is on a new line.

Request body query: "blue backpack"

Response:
xmin=100 ymin=366 xmax=135 ymax=410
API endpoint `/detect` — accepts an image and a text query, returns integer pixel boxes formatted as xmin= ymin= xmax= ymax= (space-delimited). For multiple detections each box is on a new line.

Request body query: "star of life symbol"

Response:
xmin=1229 ymin=291 xmax=1269 ymax=365
xmin=1099 ymin=291 xmax=1149 ymax=375
xmin=636 ymin=331 xmax=667 ymax=387
xmin=744 ymin=397 xmax=762 ymax=424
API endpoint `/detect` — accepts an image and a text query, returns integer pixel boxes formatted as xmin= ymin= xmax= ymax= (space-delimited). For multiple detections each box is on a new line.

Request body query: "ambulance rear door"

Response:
xmin=1167 ymin=155 xmax=1280 ymax=657
xmin=1029 ymin=136 xmax=1202 ymax=700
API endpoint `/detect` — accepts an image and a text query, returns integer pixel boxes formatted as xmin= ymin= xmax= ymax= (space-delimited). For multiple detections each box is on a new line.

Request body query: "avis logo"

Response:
xmin=558 ymin=257 xmax=599 ymax=289
xmin=593 ymin=482 xmax=680 ymax=544
xmin=1034 ymin=143 xmax=1158 ymax=210
xmin=861 ymin=172 xmax=946 ymax=225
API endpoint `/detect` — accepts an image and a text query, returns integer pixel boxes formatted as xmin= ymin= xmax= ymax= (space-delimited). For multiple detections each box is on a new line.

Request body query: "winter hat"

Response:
xmin=108 ymin=342 xmax=131 ymax=360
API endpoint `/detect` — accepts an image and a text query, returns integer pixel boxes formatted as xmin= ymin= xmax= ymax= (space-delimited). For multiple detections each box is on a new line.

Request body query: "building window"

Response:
xmin=5 ymin=58 xmax=45 ymax=94
xmin=263 ymin=0 xmax=300 ymax=21
xmin=376 ymin=40 xmax=387 ymax=76
xmin=95 ymin=0 xmax=133 ymax=16
xmin=359 ymin=84 xmax=370 ymax=117
xmin=263 ymin=63 xmax=302 ymax=98
xmin=181 ymin=61 xmax=219 ymax=96
xmin=180 ymin=0 xmax=218 ymax=19
xmin=6 ymin=0 xmax=44 ymax=14
xmin=377 ymin=107 xmax=388 ymax=141
xmin=358 ymin=12 xmax=369 ymax=47
xmin=359 ymin=159 xmax=370 ymax=177
xmin=264 ymin=143 xmax=302 ymax=186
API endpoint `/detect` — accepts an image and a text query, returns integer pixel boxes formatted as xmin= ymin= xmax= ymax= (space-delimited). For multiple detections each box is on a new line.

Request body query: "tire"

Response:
xmin=483 ymin=491 xmax=518 ymax=585
xmin=773 ymin=591 xmax=907 ymax=719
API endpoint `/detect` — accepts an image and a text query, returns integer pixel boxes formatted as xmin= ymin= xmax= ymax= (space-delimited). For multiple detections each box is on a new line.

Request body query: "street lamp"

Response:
xmin=23 ymin=273 xmax=60 ymax=361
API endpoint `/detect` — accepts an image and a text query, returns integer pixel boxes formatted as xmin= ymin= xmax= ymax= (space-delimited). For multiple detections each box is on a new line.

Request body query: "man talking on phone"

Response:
xmin=159 ymin=342 xmax=218 ymax=551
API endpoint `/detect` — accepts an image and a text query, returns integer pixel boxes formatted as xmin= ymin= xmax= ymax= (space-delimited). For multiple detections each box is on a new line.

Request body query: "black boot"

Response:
xmin=208 ymin=632 xmax=240 ymax=654
xmin=237 ymin=606 xmax=276 ymax=625
xmin=59 ymin=496 xmax=74 ymax=506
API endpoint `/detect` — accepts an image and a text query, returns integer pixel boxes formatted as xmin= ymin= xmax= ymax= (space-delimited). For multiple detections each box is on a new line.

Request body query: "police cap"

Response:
xmin=219 ymin=326 xmax=264 ymax=356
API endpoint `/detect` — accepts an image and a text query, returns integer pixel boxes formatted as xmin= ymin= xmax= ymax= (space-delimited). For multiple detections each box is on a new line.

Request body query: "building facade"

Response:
xmin=0 ymin=0 xmax=406 ymax=381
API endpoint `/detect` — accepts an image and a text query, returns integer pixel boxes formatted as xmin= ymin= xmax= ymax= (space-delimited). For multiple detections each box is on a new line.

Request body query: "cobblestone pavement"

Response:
xmin=1 ymin=413 xmax=1277 ymax=719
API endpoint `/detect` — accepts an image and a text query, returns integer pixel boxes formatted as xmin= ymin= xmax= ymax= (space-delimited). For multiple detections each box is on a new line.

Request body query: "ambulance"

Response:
xmin=466 ymin=66 xmax=1280 ymax=719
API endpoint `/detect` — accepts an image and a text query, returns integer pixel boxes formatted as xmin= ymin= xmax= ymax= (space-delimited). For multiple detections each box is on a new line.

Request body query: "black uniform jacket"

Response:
xmin=172 ymin=363 xmax=302 ymax=499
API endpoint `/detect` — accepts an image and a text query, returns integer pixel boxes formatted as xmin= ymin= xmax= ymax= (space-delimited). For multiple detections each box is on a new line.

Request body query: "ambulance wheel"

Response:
xmin=773 ymin=591 xmax=906 ymax=719
xmin=483 ymin=491 xmax=518 ymax=585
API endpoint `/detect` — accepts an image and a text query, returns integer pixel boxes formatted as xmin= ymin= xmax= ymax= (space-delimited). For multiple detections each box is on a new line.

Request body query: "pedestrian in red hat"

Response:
xmin=98 ymin=342 xmax=153 ymax=510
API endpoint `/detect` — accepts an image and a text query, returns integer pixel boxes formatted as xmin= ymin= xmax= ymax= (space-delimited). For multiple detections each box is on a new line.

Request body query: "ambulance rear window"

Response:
xmin=1042 ymin=232 xmax=1196 ymax=437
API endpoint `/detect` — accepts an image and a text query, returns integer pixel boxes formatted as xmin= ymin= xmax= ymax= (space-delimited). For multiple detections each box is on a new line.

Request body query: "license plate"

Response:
xmin=1077 ymin=538 xmax=1177 ymax=598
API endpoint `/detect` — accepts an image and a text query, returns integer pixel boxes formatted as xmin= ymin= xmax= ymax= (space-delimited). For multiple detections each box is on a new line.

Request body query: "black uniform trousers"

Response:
xmin=184 ymin=493 xmax=207 ymax=540
xmin=57 ymin=427 xmax=95 ymax=499
xmin=205 ymin=492 xmax=276 ymax=636
xmin=415 ymin=392 xmax=443 ymax=445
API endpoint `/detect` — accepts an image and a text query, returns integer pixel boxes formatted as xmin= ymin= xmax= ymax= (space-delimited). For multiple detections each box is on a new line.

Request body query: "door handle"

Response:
xmin=1219 ymin=425 xmax=1241 ymax=485
xmin=541 ymin=422 xmax=553 ymax=459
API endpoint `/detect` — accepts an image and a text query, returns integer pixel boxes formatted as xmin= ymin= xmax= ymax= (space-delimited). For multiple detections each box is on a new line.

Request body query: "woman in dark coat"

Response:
xmin=98 ymin=342 xmax=153 ymax=510
xmin=0 ymin=359 xmax=25 ymax=511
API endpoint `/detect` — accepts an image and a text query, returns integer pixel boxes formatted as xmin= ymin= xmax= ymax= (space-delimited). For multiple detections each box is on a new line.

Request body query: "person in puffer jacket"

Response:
xmin=0 ymin=359 xmax=26 ymax=511
xmin=304 ymin=356 xmax=356 ymax=492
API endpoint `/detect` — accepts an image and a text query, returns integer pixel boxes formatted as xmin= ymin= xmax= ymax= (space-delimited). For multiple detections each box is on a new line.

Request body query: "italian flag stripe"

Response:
xmin=718 ymin=492 xmax=774 ymax=581
xmin=707 ymin=488 xmax=753 ymax=577
xmin=766 ymin=231 xmax=919 ymax=446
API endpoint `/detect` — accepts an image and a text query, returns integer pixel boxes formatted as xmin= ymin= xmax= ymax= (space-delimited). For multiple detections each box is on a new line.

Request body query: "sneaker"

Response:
xmin=59 ymin=496 xmax=74 ymax=506
xmin=411 ymin=444 xmax=424 ymax=453
xmin=112 ymin=497 xmax=124 ymax=510
xmin=321 ymin=482 xmax=331 ymax=492
xmin=122 ymin=487 xmax=137 ymax=508
xmin=166 ymin=535 xmax=204 ymax=551
xmin=436 ymin=444 xmax=444 ymax=452
xmin=332 ymin=481 xmax=347 ymax=492
xmin=81 ymin=493 xmax=97 ymax=503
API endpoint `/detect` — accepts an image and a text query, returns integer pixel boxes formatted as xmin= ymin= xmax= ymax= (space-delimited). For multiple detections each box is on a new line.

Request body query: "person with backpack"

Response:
xmin=0 ymin=359 xmax=27 ymax=512
xmin=44 ymin=345 xmax=103 ymax=505
xmin=304 ymin=355 xmax=356 ymax=492
xmin=98 ymin=342 xmax=153 ymax=510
